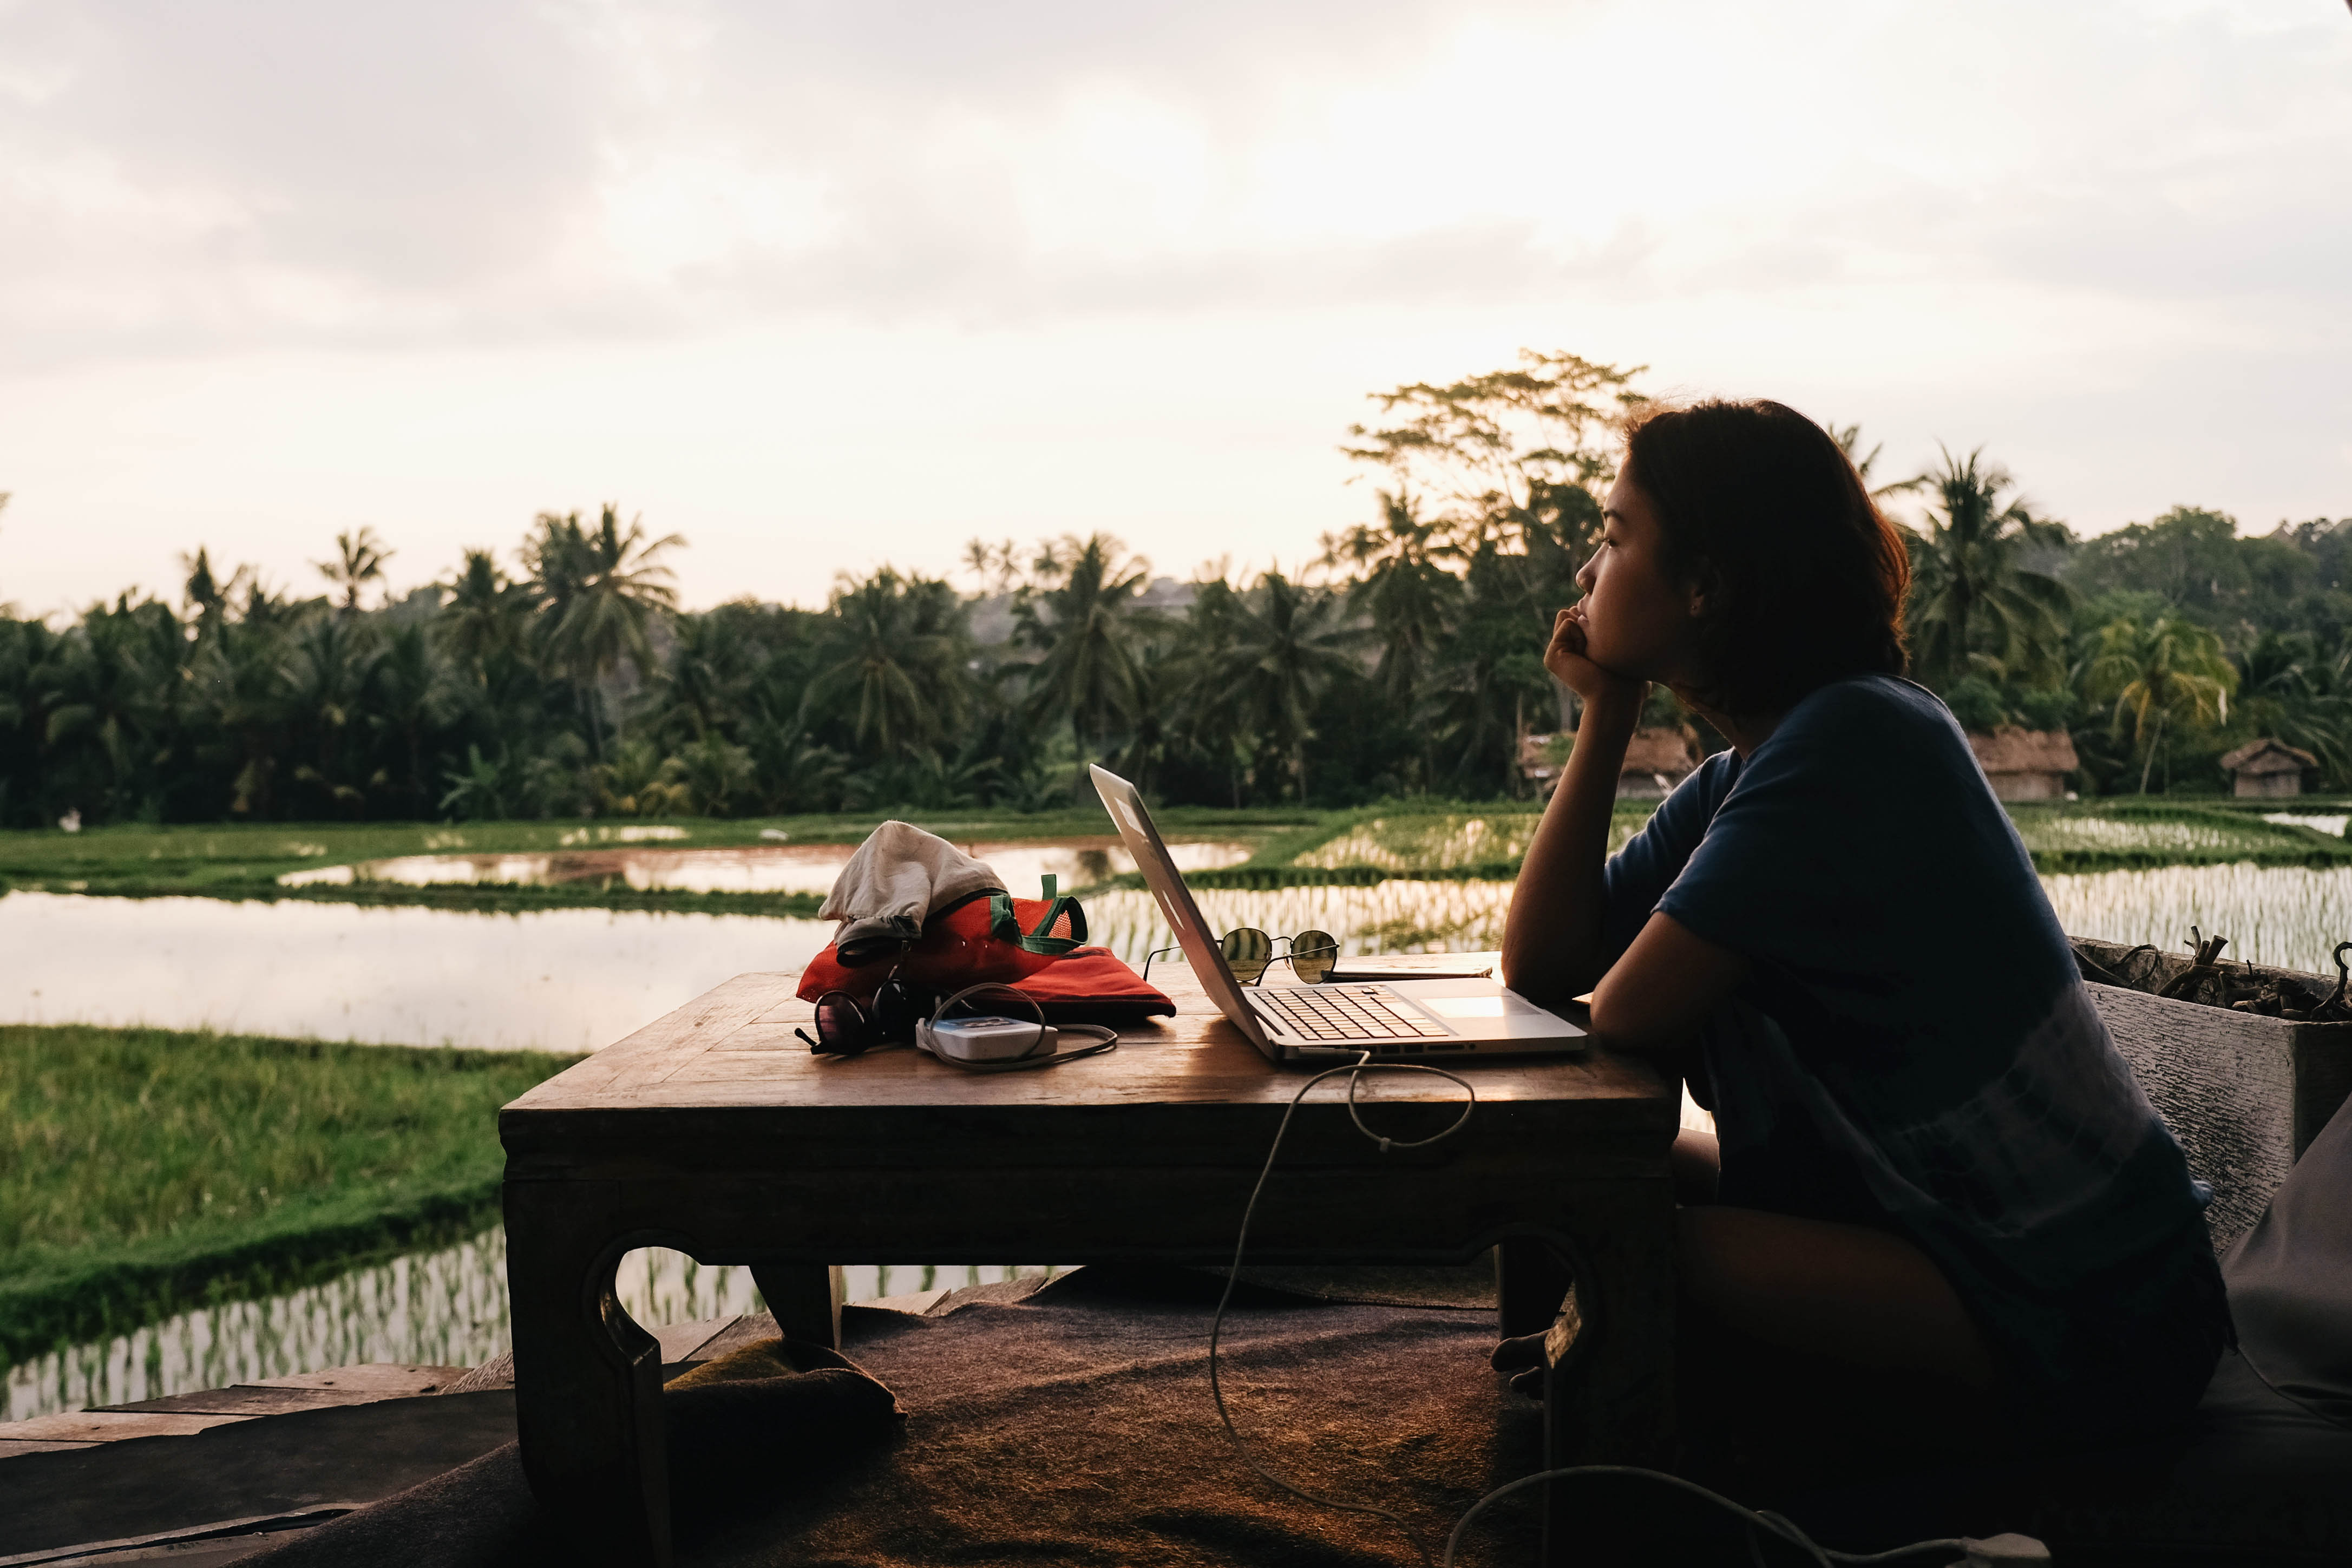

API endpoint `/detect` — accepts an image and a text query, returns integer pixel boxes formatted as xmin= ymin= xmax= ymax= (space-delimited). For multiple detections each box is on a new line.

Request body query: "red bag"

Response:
xmin=796 ymin=886 xmax=1175 ymax=1024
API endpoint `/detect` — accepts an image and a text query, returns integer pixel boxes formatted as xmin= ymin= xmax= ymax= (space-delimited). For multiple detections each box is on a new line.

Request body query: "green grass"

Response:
xmin=0 ymin=1024 xmax=578 ymax=1362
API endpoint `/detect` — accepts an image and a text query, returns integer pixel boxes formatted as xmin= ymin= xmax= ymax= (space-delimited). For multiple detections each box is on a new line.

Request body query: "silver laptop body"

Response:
xmin=1089 ymin=765 xmax=1587 ymax=1063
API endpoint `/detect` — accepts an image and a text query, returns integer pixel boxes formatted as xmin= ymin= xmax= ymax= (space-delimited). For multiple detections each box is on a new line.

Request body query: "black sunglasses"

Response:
xmin=796 ymin=973 xmax=937 ymax=1057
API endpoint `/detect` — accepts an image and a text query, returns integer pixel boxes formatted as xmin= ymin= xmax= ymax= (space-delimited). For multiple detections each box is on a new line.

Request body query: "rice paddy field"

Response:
xmin=11 ymin=793 xmax=2352 ymax=1422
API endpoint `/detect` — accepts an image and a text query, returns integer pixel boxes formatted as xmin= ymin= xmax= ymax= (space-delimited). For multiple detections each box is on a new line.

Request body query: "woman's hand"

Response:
xmin=1544 ymin=604 xmax=1647 ymax=712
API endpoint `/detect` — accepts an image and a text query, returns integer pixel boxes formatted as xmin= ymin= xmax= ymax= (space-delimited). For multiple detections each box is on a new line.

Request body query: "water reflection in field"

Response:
xmin=12 ymin=857 xmax=2352 ymax=1055
xmin=4 ymin=1231 xmax=1052 ymax=1422
xmin=279 ymin=838 xmax=1250 ymax=895
xmin=0 ymin=891 xmax=838 ymax=1053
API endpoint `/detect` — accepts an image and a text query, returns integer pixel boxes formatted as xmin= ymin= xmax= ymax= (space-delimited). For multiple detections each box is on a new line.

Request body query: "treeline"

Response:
xmin=2 ymin=353 xmax=2347 ymax=827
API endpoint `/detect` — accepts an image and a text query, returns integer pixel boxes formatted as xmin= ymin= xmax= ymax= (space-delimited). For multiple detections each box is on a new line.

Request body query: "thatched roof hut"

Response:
xmin=1521 ymin=727 xmax=1700 ymax=799
xmin=1967 ymin=727 xmax=2079 ymax=802
xmin=2220 ymin=738 xmax=2318 ymax=798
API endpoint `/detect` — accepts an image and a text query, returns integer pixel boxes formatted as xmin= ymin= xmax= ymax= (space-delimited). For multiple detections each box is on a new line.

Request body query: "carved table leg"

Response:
xmin=752 ymin=1263 xmax=844 ymax=1348
xmin=507 ymin=1180 xmax=671 ymax=1567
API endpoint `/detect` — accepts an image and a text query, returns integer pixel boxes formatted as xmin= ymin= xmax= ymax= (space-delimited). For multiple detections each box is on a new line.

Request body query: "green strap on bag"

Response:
xmin=987 ymin=873 xmax=1089 ymax=956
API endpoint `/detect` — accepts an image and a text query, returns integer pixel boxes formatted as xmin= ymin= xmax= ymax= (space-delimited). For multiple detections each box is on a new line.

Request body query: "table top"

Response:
xmin=506 ymin=962 xmax=1669 ymax=1118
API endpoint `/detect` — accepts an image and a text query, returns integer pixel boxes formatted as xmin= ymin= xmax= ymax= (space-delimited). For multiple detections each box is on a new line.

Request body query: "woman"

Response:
xmin=1496 ymin=399 xmax=2227 ymax=1476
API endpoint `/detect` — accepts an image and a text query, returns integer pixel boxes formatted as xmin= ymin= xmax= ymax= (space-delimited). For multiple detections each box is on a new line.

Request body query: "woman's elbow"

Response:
xmin=1501 ymin=951 xmax=1582 ymax=1009
xmin=1586 ymin=988 xmax=1691 ymax=1054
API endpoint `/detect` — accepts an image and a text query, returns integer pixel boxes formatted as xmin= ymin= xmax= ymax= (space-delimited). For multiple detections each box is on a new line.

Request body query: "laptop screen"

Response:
xmin=1088 ymin=764 xmax=1268 ymax=1048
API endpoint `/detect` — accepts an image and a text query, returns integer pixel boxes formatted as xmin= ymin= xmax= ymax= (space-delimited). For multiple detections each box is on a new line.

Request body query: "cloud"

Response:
xmin=0 ymin=0 xmax=2348 ymax=615
xmin=0 ymin=0 xmax=2338 ymax=362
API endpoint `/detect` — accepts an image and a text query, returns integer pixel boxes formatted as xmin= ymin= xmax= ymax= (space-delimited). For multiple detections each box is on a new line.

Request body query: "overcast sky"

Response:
xmin=1 ymin=0 xmax=2346 ymax=618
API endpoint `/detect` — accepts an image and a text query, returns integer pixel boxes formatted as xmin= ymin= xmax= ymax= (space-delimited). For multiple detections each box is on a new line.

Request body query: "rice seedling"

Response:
xmin=2041 ymin=864 xmax=2352 ymax=977
xmin=5 ymin=1231 xmax=1061 ymax=1422
xmin=0 ymin=1024 xmax=572 ymax=1364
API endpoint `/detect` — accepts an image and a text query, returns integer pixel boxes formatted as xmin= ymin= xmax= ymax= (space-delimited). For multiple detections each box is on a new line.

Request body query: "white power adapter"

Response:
xmin=918 ymin=1014 xmax=1054 ymax=1063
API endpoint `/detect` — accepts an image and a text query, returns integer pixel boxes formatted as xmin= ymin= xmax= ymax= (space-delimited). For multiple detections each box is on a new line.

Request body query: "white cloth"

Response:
xmin=819 ymin=821 xmax=1003 ymax=962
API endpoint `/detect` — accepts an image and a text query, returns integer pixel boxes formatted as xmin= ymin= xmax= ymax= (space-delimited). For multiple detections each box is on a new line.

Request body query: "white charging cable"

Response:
xmin=1205 ymin=1051 xmax=2016 ymax=1568
xmin=1207 ymin=1052 xmax=1476 ymax=1568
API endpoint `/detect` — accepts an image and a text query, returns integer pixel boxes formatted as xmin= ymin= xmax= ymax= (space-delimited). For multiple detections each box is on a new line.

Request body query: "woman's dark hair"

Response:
xmin=1621 ymin=398 xmax=1909 ymax=716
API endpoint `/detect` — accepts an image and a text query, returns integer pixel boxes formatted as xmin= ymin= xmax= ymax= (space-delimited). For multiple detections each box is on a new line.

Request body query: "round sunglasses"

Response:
xmin=795 ymin=971 xmax=937 ymax=1057
xmin=1142 ymin=927 xmax=1338 ymax=987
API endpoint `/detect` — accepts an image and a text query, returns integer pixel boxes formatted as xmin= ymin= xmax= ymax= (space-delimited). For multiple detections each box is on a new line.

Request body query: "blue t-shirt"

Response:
xmin=1601 ymin=674 xmax=2225 ymax=1421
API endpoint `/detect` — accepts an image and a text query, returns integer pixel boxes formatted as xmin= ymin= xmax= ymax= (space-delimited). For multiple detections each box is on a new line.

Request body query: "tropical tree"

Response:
xmin=1014 ymin=533 xmax=1151 ymax=758
xmin=184 ymin=613 xmax=293 ymax=817
xmin=280 ymin=611 xmax=381 ymax=814
xmin=369 ymin=621 xmax=461 ymax=813
xmin=35 ymin=595 xmax=180 ymax=821
xmin=179 ymin=547 xmax=252 ymax=633
xmin=1824 ymin=422 xmax=1926 ymax=504
xmin=1904 ymin=447 xmax=2074 ymax=691
xmin=522 ymin=504 xmax=684 ymax=757
xmin=316 ymin=527 xmax=395 ymax=613
xmin=1341 ymin=350 xmax=1635 ymax=748
xmin=1320 ymin=489 xmax=1463 ymax=709
xmin=438 ymin=548 xmax=527 ymax=677
xmin=1161 ymin=573 xmax=1256 ymax=805
xmin=1223 ymin=570 xmax=1359 ymax=801
xmin=2082 ymin=615 xmax=2238 ymax=793
xmin=1342 ymin=350 xmax=1644 ymax=553
xmin=592 ymin=737 xmax=693 ymax=817
xmin=2235 ymin=630 xmax=2352 ymax=787
xmin=803 ymin=568 xmax=973 ymax=760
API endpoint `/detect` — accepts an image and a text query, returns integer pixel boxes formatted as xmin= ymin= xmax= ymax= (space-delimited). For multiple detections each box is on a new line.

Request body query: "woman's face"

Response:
xmin=1575 ymin=467 xmax=1705 ymax=686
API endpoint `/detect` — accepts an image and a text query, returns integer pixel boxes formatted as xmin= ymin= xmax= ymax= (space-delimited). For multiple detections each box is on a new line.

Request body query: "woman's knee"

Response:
xmin=1670 ymin=1127 xmax=1720 ymax=1205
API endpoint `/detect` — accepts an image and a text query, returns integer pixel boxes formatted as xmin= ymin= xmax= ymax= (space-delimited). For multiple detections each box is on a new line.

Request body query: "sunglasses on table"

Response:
xmin=795 ymin=969 xmax=938 ymax=1058
xmin=1141 ymin=927 xmax=1338 ymax=987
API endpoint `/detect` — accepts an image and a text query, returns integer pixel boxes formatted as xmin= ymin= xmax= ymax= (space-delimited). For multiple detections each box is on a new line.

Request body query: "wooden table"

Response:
xmin=500 ymin=966 xmax=1681 ymax=1565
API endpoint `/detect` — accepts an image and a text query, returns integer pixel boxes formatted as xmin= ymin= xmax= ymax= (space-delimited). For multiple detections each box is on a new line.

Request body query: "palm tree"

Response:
xmin=961 ymin=537 xmax=1022 ymax=595
xmin=1824 ymin=422 xmax=1926 ymax=504
xmin=2082 ymin=615 xmax=2237 ymax=793
xmin=438 ymin=548 xmax=526 ymax=677
xmin=36 ymin=595 xmax=179 ymax=821
xmin=1163 ymin=573 xmax=1256 ymax=805
xmin=803 ymin=568 xmax=973 ymax=760
xmin=179 ymin=547 xmax=251 ymax=633
xmin=281 ymin=611 xmax=381 ymax=814
xmin=2235 ymin=631 xmax=2352 ymax=788
xmin=368 ymin=621 xmax=460 ymax=813
xmin=1321 ymin=489 xmax=1463 ymax=708
xmin=315 ymin=528 xmax=395 ymax=614
xmin=185 ymin=614 xmax=294 ymax=816
xmin=522 ymin=505 xmax=684 ymax=757
xmin=1225 ymin=570 xmax=1359 ymax=801
xmin=1015 ymin=533 xmax=1151 ymax=758
xmin=1904 ymin=447 xmax=2074 ymax=691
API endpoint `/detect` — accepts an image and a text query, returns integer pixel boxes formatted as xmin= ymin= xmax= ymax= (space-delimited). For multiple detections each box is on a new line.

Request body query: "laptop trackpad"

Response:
xmin=1410 ymin=989 xmax=1583 ymax=1039
xmin=1423 ymin=995 xmax=1541 ymax=1019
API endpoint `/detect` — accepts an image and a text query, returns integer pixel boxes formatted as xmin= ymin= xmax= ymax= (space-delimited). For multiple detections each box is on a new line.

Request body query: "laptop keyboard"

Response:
xmin=1253 ymin=985 xmax=1453 ymax=1042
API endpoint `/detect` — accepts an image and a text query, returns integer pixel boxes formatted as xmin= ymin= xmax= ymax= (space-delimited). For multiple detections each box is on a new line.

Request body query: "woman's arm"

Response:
xmin=1500 ymin=608 xmax=1646 ymax=1005
xmin=1590 ymin=909 xmax=1749 ymax=1051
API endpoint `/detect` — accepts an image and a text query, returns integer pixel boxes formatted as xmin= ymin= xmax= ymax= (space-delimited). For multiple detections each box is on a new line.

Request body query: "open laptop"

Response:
xmin=1090 ymin=765 xmax=1587 ymax=1062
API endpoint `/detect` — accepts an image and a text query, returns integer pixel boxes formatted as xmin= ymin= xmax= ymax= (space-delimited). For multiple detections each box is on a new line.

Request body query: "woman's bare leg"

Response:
xmin=1669 ymin=1127 xmax=1720 ymax=1206
xmin=1676 ymin=1206 xmax=1995 ymax=1389
xmin=1496 ymin=1151 xmax=2001 ymax=1458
